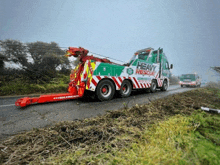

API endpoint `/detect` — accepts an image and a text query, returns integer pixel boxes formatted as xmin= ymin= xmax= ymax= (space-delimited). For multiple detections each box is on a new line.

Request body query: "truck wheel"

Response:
xmin=161 ymin=80 xmax=168 ymax=91
xmin=96 ymin=79 xmax=115 ymax=101
xmin=150 ymin=80 xmax=157 ymax=93
xmin=119 ymin=80 xmax=132 ymax=97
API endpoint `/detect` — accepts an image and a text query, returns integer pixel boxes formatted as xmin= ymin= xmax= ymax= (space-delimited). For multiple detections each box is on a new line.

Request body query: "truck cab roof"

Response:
xmin=134 ymin=47 xmax=154 ymax=54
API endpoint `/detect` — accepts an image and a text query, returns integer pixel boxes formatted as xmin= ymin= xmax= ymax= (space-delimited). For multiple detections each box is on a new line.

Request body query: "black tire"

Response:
xmin=161 ymin=80 xmax=168 ymax=91
xmin=96 ymin=79 xmax=115 ymax=101
xmin=119 ymin=80 xmax=132 ymax=97
xmin=150 ymin=80 xmax=157 ymax=93
xmin=84 ymin=90 xmax=96 ymax=100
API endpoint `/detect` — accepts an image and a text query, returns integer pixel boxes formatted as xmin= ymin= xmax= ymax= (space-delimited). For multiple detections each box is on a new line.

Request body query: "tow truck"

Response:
xmin=15 ymin=47 xmax=173 ymax=107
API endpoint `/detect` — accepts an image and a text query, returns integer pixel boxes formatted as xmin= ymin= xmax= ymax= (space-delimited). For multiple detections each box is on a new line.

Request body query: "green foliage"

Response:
xmin=190 ymin=111 xmax=220 ymax=164
xmin=0 ymin=75 xmax=69 ymax=95
xmin=102 ymin=112 xmax=220 ymax=165
xmin=107 ymin=115 xmax=193 ymax=164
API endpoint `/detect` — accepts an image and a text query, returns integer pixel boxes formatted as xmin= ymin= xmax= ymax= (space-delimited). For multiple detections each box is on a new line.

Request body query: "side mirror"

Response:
xmin=170 ymin=64 xmax=173 ymax=69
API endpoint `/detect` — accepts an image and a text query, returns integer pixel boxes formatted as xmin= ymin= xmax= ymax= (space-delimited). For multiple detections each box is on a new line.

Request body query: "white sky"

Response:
xmin=1 ymin=0 xmax=220 ymax=82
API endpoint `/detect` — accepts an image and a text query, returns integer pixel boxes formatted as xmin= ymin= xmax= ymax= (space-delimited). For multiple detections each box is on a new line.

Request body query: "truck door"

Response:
xmin=161 ymin=57 xmax=170 ymax=78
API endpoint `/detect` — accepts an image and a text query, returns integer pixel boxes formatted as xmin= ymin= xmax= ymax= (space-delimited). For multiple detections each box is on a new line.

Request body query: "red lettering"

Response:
xmin=136 ymin=69 xmax=155 ymax=76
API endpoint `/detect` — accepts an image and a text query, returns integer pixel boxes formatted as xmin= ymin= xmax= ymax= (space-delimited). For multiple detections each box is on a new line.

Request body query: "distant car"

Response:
xmin=179 ymin=74 xmax=201 ymax=87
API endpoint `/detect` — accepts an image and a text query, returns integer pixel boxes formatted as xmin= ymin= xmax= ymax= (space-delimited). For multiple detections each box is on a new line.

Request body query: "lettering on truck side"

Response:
xmin=53 ymin=96 xmax=79 ymax=100
xmin=136 ymin=61 xmax=156 ymax=76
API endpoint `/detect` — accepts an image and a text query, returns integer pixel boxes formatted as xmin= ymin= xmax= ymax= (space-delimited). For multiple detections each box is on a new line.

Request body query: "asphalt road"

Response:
xmin=0 ymin=85 xmax=201 ymax=140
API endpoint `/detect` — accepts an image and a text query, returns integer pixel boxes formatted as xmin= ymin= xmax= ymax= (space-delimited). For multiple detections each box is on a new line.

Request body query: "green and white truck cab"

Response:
xmin=179 ymin=74 xmax=201 ymax=87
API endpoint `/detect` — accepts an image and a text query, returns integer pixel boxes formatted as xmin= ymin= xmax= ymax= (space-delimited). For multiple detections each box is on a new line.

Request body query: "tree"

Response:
xmin=58 ymin=55 xmax=72 ymax=74
xmin=0 ymin=40 xmax=29 ymax=84
xmin=26 ymin=42 xmax=63 ymax=81
xmin=0 ymin=39 xmax=28 ymax=68
xmin=0 ymin=39 xmax=70 ymax=83
xmin=211 ymin=66 xmax=220 ymax=75
xmin=0 ymin=53 xmax=6 ymax=72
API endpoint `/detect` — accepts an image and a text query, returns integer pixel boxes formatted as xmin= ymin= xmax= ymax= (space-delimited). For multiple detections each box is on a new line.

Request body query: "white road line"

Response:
xmin=0 ymin=104 xmax=15 ymax=107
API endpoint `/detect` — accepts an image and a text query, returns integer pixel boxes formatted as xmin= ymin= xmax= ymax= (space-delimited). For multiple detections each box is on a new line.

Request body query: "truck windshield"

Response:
xmin=180 ymin=74 xmax=195 ymax=80
xmin=138 ymin=52 xmax=150 ymax=60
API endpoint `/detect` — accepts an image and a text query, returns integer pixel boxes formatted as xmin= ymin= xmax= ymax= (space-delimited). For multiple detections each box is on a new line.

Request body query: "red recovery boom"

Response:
xmin=15 ymin=47 xmax=112 ymax=107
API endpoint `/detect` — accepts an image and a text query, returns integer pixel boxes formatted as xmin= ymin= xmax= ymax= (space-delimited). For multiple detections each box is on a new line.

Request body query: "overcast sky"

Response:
xmin=0 ymin=0 xmax=220 ymax=82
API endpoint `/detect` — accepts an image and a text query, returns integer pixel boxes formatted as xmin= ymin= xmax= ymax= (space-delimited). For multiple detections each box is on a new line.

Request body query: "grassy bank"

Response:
xmin=0 ymin=74 xmax=69 ymax=96
xmin=0 ymin=75 xmax=181 ymax=96
xmin=0 ymin=86 xmax=220 ymax=164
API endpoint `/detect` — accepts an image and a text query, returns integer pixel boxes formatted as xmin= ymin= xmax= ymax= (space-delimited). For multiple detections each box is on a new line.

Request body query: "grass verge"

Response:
xmin=0 ymin=74 xmax=69 ymax=96
xmin=0 ymin=86 xmax=220 ymax=164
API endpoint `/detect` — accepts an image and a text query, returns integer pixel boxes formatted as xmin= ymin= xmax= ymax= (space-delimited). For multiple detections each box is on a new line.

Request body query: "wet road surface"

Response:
xmin=0 ymin=85 xmax=201 ymax=140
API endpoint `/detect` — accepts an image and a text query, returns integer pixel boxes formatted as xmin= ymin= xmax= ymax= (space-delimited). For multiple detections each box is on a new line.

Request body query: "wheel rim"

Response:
xmin=164 ymin=82 xmax=167 ymax=90
xmin=100 ymin=84 xmax=111 ymax=98
xmin=152 ymin=82 xmax=156 ymax=90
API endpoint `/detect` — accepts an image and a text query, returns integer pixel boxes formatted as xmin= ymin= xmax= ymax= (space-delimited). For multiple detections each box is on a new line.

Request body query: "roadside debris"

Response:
xmin=201 ymin=107 xmax=220 ymax=113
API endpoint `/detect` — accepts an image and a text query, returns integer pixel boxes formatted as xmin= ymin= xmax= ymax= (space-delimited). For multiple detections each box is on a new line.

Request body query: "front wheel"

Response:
xmin=96 ymin=79 xmax=115 ymax=101
xmin=161 ymin=80 xmax=168 ymax=91
xmin=119 ymin=80 xmax=132 ymax=97
xmin=150 ymin=80 xmax=157 ymax=93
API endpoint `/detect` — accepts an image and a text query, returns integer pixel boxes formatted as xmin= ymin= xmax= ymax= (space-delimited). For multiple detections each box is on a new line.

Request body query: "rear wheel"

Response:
xmin=96 ymin=79 xmax=115 ymax=101
xmin=150 ymin=80 xmax=157 ymax=93
xmin=161 ymin=80 xmax=168 ymax=91
xmin=119 ymin=80 xmax=132 ymax=97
